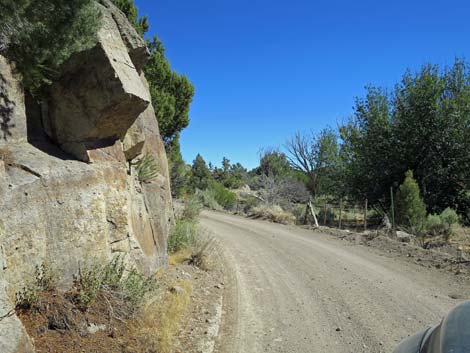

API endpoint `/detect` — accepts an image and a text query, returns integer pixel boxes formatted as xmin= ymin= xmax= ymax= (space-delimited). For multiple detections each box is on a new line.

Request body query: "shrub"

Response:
xmin=77 ymin=264 xmax=102 ymax=308
xmin=251 ymin=204 xmax=296 ymax=225
xmin=292 ymin=204 xmax=306 ymax=224
xmin=135 ymin=153 xmax=159 ymax=182
xmin=16 ymin=263 xmax=57 ymax=310
xmin=209 ymin=182 xmax=237 ymax=210
xmin=76 ymin=256 xmax=156 ymax=312
xmin=426 ymin=208 xmax=459 ymax=240
xmin=196 ymin=188 xmax=222 ymax=211
xmin=396 ymin=170 xmax=427 ymax=234
xmin=181 ymin=197 xmax=202 ymax=221
xmin=243 ymin=195 xmax=261 ymax=213
xmin=168 ymin=220 xmax=197 ymax=254
xmin=119 ymin=268 xmax=156 ymax=309
xmin=188 ymin=236 xmax=216 ymax=271
xmin=318 ymin=207 xmax=336 ymax=225
xmin=426 ymin=214 xmax=445 ymax=236
xmin=440 ymin=207 xmax=459 ymax=230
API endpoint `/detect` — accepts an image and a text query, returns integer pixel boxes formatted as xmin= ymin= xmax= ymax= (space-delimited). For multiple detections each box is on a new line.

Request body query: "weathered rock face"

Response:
xmin=98 ymin=0 xmax=149 ymax=72
xmin=0 ymin=281 xmax=35 ymax=353
xmin=0 ymin=3 xmax=173 ymax=350
xmin=0 ymin=56 xmax=26 ymax=144
xmin=45 ymin=3 xmax=150 ymax=162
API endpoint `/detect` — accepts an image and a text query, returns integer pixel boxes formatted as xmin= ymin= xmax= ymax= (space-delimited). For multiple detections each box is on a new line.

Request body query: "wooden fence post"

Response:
xmin=338 ymin=198 xmax=343 ymax=229
xmin=303 ymin=202 xmax=309 ymax=225
xmin=323 ymin=203 xmax=327 ymax=226
xmin=309 ymin=201 xmax=319 ymax=227
xmin=364 ymin=198 xmax=368 ymax=231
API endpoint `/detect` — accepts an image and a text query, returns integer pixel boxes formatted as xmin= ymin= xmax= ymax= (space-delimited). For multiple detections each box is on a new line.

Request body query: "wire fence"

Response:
xmin=312 ymin=199 xmax=382 ymax=231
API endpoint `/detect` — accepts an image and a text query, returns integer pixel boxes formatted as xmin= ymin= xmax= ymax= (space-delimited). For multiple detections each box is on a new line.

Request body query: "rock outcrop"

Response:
xmin=45 ymin=3 xmax=151 ymax=163
xmin=0 ymin=3 xmax=174 ymax=351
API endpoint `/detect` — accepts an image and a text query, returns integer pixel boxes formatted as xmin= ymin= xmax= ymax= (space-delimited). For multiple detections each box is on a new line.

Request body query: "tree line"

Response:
xmin=285 ymin=59 xmax=470 ymax=229
xmin=178 ymin=60 xmax=470 ymax=236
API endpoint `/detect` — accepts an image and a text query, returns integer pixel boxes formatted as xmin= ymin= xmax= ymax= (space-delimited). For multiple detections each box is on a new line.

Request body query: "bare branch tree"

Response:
xmin=285 ymin=128 xmax=339 ymax=198
xmin=285 ymin=131 xmax=318 ymax=196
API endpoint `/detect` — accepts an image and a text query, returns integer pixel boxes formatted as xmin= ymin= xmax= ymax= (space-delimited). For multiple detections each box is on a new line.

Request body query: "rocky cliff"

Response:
xmin=0 ymin=2 xmax=173 ymax=351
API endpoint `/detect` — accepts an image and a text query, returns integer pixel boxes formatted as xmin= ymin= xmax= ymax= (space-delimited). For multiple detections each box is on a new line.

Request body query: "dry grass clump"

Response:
xmin=449 ymin=225 xmax=470 ymax=254
xmin=169 ymin=248 xmax=193 ymax=266
xmin=169 ymin=232 xmax=217 ymax=271
xmin=134 ymin=280 xmax=192 ymax=353
xmin=251 ymin=204 xmax=296 ymax=224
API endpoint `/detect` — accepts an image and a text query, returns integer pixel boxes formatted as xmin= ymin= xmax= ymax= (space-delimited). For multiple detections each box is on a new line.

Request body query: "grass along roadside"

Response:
xmin=16 ymin=198 xmax=220 ymax=353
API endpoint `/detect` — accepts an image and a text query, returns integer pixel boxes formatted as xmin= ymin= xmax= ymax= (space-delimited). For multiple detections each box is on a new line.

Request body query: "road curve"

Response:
xmin=200 ymin=211 xmax=470 ymax=353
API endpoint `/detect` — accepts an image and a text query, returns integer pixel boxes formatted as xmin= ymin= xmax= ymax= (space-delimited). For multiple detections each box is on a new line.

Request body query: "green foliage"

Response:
xmin=318 ymin=207 xmax=336 ymax=225
xmin=339 ymin=87 xmax=393 ymax=203
xmin=196 ymin=188 xmax=223 ymax=211
xmin=229 ymin=162 xmax=249 ymax=186
xmin=208 ymin=182 xmax=237 ymax=210
xmin=144 ymin=36 xmax=195 ymax=145
xmin=77 ymin=256 xmax=156 ymax=311
xmin=1 ymin=0 xmax=101 ymax=95
xmin=190 ymin=154 xmax=213 ymax=190
xmin=340 ymin=60 xmax=470 ymax=221
xmin=135 ymin=153 xmax=159 ymax=182
xmin=77 ymin=264 xmax=102 ymax=308
xmin=425 ymin=214 xmax=445 ymax=237
xmin=257 ymin=149 xmax=293 ymax=179
xmin=16 ymin=263 xmax=56 ymax=310
xmin=110 ymin=1 xmax=194 ymax=178
xmin=212 ymin=157 xmax=247 ymax=189
xmin=16 ymin=285 xmax=40 ymax=311
xmin=426 ymin=208 xmax=459 ymax=239
xmin=181 ymin=197 xmax=202 ymax=221
xmin=119 ymin=268 xmax=156 ymax=308
xmin=396 ymin=170 xmax=427 ymax=234
xmin=168 ymin=220 xmax=198 ymax=254
xmin=110 ymin=0 xmax=148 ymax=36
xmin=243 ymin=195 xmax=261 ymax=213
xmin=286 ymin=128 xmax=340 ymax=197
xmin=167 ymin=135 xmax=191 ymax=197
xmin=440 ymin=207 xmax=459 ymax=229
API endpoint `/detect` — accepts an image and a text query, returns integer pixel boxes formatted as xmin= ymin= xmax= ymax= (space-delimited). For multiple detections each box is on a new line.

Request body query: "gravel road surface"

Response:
xmin=201 ymin=211 xmax=470 ymax=353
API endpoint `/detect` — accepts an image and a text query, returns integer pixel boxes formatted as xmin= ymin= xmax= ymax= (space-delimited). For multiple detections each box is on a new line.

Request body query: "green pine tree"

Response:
xmin=396 ymin=170 xmax=427 ymax=233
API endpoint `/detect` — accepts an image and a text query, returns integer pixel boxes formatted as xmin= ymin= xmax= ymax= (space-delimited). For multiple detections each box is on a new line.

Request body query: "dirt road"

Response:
xmin=200 ymin=211 xmax=470 ymax=353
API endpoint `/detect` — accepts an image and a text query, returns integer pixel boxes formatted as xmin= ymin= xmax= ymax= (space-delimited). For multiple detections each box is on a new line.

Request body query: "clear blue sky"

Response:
xmin=135 ymin=0 xmax=470 ymax=170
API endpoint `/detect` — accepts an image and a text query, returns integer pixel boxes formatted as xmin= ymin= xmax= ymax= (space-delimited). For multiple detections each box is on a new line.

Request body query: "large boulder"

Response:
xmin=44 ymin=3 xmax=150 ymax=162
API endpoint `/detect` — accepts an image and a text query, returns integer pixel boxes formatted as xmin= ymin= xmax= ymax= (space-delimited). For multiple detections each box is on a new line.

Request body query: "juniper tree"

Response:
xmin=1 ymin=0 xmax=101 ymax=96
